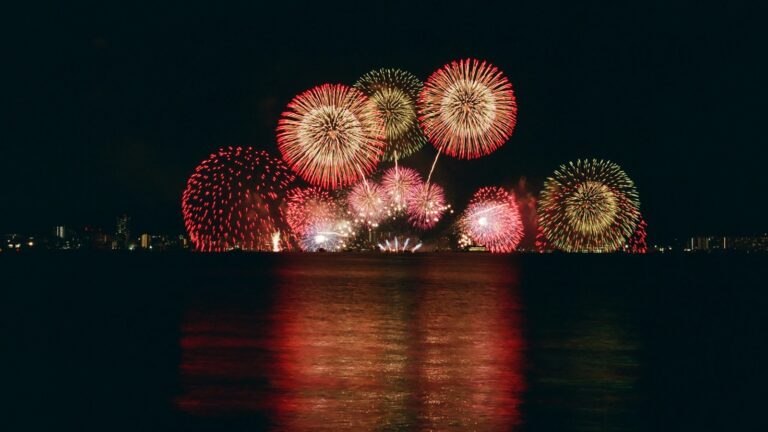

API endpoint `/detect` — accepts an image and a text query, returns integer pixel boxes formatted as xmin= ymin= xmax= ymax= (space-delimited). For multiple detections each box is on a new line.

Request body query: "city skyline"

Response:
xmin=4 ymin=213 xmax=767 ymax=254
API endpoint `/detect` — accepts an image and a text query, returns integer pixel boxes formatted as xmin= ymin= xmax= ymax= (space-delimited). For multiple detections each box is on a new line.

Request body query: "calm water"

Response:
xmin=3 ymin=253 xmax=766 ymax=431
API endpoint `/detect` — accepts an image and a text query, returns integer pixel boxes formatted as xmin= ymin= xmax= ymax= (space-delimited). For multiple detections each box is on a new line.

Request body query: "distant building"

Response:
xmin=140 ymin=233 xmax=151 ymax=249
xmin=689 ymin=236 xmax=710 ymax=251
xmin=724 ymin=235 xmax=768 ymax=252
xmin=54 ymin=226 xmax=66 ymax=239
xmin=687 ymin=234 xmax=768 ymax=252
xmin=81 ymin=226 xmax=110 ymax=250
xmin=115 ymin=215 xmax=131 ymax=250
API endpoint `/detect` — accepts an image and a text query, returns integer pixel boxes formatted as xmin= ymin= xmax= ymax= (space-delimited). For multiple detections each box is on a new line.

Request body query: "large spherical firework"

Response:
xmin=277 ymin=83 xmax=386 ymax=189
xmin=285 ymin=187 xmax=338 ymax=236
xmin=300 ymin=219 xmax=354 ymax=252
xmin=538 ymin=159 xmax=641 ymax=252
xmin=407 ymin=182 xmax=449 ymax=229
xmin=418 ymin=59 xmax=517 ymax=159
xmin=181 ymin=147 xmax=295 ymax=252
xmin=348 ymin=181 xmax=387 ymax=226
xmin=380 ymin=166 xmax=423 ymax=212
xmin=354 ymin=68 xmax=426 ymax=160
xmin=459 ymin=187 xmax=523 ymax=253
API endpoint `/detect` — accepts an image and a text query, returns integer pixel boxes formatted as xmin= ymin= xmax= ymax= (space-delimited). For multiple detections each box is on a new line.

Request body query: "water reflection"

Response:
xmin=414 ymin=264 xmax=524 ymax=430
xmin=177 ymin=256 xmax=525 ymax=431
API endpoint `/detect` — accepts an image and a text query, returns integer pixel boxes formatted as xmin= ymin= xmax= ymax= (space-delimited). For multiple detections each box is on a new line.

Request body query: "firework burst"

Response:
xmin=285 ymin=187 xmax=339 ymax=236
xmin=459 ymin=187 xmax=523 ymax=253
xmin=378 ymin=236 xmax=423 ymax=253
xmin=538 ymin=159 xmax=640 ymax=252
xmin=407 ymin=182 xmax=449 ymax=229
xmin=300 ymin=219 xmax=355 ymax=252
xmin=418 ymin=59 xmax=517 ymax=159
xmin=181 ymin=147 xmax=295 ymax=252
xmin=380 ymin=166 xmax=423 ymax=212
xmin=277 ymin=83 xmax=386 ymax=189
xmin=625 ymin=217 xmax=648 ymax=254
xmin=348 ymin=181 xmax=387 ymax=226
xmin=354 ymin=68 xmax=426 ymax=160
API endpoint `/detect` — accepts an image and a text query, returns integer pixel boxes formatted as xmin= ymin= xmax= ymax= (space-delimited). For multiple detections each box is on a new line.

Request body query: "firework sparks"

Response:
xmin=625 ymin=217 xmax=648 ymax=254
xmin=377 ymin=236 xmax=422 ymax=253
xmin=354 ymin=68 xmax=426 ymax=161
xmin=380 ymin=166 xmax=423 ymax=213
xmin=459 ymin=187 xmax=524 ymax=253
xmin=285 ymin=187 xmax=338 ymax=236
xmin=418 ymin=59 xmax=517 ymax=159
xmin=348 ymin=181 xmax=387 ymax=227
xmin=181 ymin=147 xmax=295 ymax=252
xmin=407 ymin=182 xmax=449 ymax=229
xmin=277 ymin=83 xmax=386 ymax=189
xmin=538 ymin=159 xmax=640 ymax=252
xmin=300 ymin=219 xmax=355 ymax=252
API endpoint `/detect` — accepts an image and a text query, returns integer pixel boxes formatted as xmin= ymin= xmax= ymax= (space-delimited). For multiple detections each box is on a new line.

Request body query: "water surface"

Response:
xmin=3 ymin=253 xmax=765 ymax=431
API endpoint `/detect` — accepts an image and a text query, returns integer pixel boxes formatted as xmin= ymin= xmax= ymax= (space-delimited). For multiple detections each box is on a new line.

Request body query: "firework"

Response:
xmin=407 ymin=182 xmax=449 ymax=229
xmin=418 ymin=59 xmax=517 ymax=159
xmin=459 ymin=187 xmax=524 ymax=253
xmin=354 ymin=68 xmax=426 ymax=160
xmin=380 ymin=166 xmax=423 ymax=212
xmin=625 ymin=217 xmax=648 ymax=254
xmin=348 ymin=181 xmax=387 ymax=226
xmin=181 ymin=147 xmax=295 ymax=252
xmin=534 ymin=226 xmax=552 ymax=252
xmin=277 ymin=83 xmax=386 ymax=189
xmin=538 ymin=159 xmax=640 ymax=252
xmin=285 ymin=187 xmax=338 ymax=236
xmin=377 ymin=236 xmax=422 ymax=253
xmin=301 ymin=219 xmax=355 ymax=252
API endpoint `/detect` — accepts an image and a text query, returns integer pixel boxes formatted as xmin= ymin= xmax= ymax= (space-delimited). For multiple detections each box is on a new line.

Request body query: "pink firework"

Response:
xmin=407 ymin=183 xmax=449 ymax=229
xmin=181 ymin=147 xmax=295 ymax=252
xmin=285 ymin=187 xmax=339 ymax=236
xmin=418 ymin=59 xmax=517 ymax=159
xmin=459 ymin=187 xmax=523 ymax=253
xmin=277 ymin=83 xmax=386 ymax=189
xmin=348 ymin=181 xmax=387 ymax=226
xmin=380 ymin=166 xmax=423 ymax=212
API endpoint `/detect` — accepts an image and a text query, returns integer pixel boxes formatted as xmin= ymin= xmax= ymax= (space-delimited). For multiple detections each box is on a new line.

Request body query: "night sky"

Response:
xmin=3 ymin=1 xmax=765 ymax=242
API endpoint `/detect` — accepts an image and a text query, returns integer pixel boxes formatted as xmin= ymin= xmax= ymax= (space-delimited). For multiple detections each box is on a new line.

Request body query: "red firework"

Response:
xmin=459 ymin=187 xmax=524 ymax=253
xmin=407 ymin=182 xmax=448 ymax=229
xmin=348 ymin=181 xmax=387 ymax=226
xmin=418 ymin=59 xmax=517 ymax=159
xmin=626 ymin=218 xmax=648 ymax=253
xmin=277 ymin=83 xmax=386 ymax=189
xmin=534 ymin=226 xmax=552 ymax=252
xmin=181 ymin=147 xmax=295 ymax=252
xmin=380 ymin=166 xmax=423 ymax=212
xmin=285 ymin=187 xmax=339 ymax=236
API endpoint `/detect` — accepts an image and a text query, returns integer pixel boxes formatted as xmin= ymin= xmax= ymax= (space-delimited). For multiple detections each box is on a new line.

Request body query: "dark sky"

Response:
xmin=3 ymin=1 xmax=766 ymax=242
